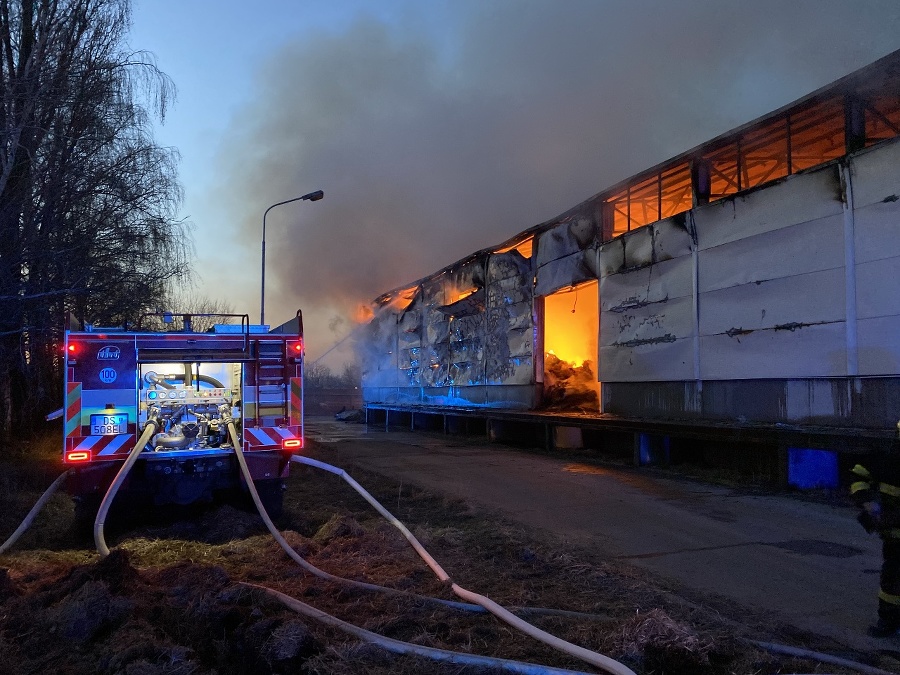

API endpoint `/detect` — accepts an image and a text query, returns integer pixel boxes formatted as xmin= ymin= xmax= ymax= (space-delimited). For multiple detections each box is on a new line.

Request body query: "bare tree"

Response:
xmin=0 ymin=0 xmax=189 ymax=439
xmin=140 ymin=293 xmax=237 ymax=333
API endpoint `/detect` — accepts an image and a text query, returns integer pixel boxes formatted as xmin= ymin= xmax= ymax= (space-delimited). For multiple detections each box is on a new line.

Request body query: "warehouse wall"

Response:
xmin=359 ymin=250 xmax=538 ymax=408
xmin=600 ymin=138 xmax=900 ymax=428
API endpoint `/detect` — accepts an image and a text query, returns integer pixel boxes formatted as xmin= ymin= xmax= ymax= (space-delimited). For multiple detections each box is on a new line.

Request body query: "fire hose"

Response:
xmin=244 ymin=582 xmax=596 ymax=675
xmin=94 ymin=411 xmax=160 ymax=557
xmin=222 ymin=415 xmax=636 ymax=675
xmin=2 ymin=422 xmax=894 ymax=675
xmin=0 ymin=471 xmax=68 ymax=555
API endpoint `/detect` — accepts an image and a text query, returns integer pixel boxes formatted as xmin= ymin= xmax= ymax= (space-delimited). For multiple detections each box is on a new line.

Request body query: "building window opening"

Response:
xmin=542 ymin=281 xmax=599 ymax=411
xmin=661 ymin=162 xmax=692 ymax=217
xmin=865 ymin=95 xmax=900 ymax=147
xmin=705 ymin=142 xmax=741 ymax=200
xmin=741 ymin=116 xmax=790 ymax=189
xmin=494 ymin=236 xmax=534 ymax=258
xmin=788 ymin=97 xmax=845 ymax=171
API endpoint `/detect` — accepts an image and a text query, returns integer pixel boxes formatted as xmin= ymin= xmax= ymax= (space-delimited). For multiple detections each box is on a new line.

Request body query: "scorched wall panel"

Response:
xmin=693 ymin=165 xmax=843 ymax=251
xmin=599 ymin=230 xmax=694 ymax=382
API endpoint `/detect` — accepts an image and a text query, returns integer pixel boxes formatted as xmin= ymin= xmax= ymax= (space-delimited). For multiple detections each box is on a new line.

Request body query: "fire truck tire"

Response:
xmin=252 ymin=479 xmax=285 ymax=519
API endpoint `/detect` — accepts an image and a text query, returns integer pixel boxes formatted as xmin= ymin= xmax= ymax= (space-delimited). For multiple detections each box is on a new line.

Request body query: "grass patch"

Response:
xmin=0 ymin=431 xmax=889 ymax=674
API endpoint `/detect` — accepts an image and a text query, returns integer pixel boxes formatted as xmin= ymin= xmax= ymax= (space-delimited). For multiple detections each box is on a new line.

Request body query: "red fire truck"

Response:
xmin=62 ymin=313 xmax=304 ymax=523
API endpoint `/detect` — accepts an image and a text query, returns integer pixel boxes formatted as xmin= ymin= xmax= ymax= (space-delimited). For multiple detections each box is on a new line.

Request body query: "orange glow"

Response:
xmin=283 ymin=439 xmax=302 ymax=449
xmin=449 ymin=287 xmax=477 ymax=303
xmin=355 ymin=304 xmax=375 ymax=323
xmin=66 ymin=451 xmax=91 ymax=462
xmin=544 ymin=282 xmax=598 ymax=364
xmin=543 ymin=281 xmax=600 ymax=410
xmin=384 ymin=286 xmax=417 ymax=312
xmin=495 ymin=236 xmax=534 ymax=258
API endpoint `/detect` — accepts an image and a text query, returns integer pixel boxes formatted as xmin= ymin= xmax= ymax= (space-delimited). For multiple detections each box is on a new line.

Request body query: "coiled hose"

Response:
xmin=223 ymin=416 xmax=636 ymax=675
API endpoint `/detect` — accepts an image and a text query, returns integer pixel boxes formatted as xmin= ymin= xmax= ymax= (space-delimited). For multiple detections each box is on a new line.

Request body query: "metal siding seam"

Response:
xmin=689 ymin=212 xmax=702 ymax=396
xmin=841 ymin=162 xmax=859 ymax=376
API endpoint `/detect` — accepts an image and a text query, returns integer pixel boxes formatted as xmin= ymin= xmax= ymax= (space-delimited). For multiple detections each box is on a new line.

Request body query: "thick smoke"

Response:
xmin=216 ymin=0 xmax=900 ymax=358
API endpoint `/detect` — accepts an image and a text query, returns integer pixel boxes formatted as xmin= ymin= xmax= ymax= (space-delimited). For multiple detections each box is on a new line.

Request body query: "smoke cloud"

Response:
xmin=216 ymin=0 xmax=900 ymax=359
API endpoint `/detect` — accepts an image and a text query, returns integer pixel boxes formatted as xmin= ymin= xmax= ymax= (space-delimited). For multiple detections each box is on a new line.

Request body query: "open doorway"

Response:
xmin=542 ymin=281 xmax=600 ymax=411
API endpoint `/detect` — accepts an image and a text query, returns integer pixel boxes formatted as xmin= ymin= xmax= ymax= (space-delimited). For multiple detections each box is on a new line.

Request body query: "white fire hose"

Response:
xmin=0 ymin=471 xmax=68 ymax=554
xmin=222 ymin=412 xmax=635 ymax=675
xmin=94 ymin=413 xmax=160 ymax=557
xmin=0 ymin=418 xmax=893 ymax=675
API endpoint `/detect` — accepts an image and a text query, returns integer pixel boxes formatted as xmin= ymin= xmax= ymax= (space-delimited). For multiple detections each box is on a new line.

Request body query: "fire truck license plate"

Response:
xmin=90 ymin=413 xmax=127 ymax=435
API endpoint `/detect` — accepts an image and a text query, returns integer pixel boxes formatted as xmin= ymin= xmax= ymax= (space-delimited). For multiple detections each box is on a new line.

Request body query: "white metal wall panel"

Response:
xmin=845 ymin=142 xmax=900 ymax=377
xmin=698 ymin=214 xmax=844 ymax=293
xmin=699 ymin=323 xmax=847 ymax=379
xmin=694 ymin=165 xmax=843 ymax=251
xmin=623 ymin=226 xmax=654 ymax=269
xmin=654 ymin=218 xmax=694 ymax=261
xmin=600 ymin=338 xmax=694 ymax=382
xmin=699 ymin=268 xmax=846 ymax=336
xmin=599 ymin=256 xmax=693 ymax=312
xmin=848 ymin=138 xmax=900 ymax=209
xmin=857 ymin=315 xmax=900 ymax=375
xmin=536 ymin=221 xmax=577 ymax=268
xmin=854 ymin=203 xmax=900 ymax=264
xmin=598 ymin=238 xmax=626 ymax=277
xmin=601 ymin=295 xmax=694 ymax=348
xmin=856 ymin=257 xmax=900 ymax=319
xmin=535 ymin=251 xmax=595 ymax=296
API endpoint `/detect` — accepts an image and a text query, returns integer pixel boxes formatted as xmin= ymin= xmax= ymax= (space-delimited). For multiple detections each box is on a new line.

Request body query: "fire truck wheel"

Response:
xmin=253 ymin=479 xmax=285 ymax=519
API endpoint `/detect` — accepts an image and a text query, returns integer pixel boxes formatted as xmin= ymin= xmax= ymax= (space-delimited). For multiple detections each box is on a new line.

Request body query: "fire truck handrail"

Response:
xmin=136 ymin=313 xmax=252 ymax=351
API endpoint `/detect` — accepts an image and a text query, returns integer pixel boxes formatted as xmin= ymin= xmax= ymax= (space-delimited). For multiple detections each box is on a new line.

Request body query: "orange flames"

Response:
xmin=543 ymin=281 xmax=600 ymax=410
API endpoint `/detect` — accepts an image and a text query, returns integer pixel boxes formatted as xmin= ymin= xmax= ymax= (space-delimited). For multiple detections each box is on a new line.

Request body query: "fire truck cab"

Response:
xmin=62 ymin=313 xmax=304 ymax=521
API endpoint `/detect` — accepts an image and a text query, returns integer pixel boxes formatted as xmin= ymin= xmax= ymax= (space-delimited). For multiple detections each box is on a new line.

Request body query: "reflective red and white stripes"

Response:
xmin=65 ymin=434 xmax=135 ymax=461
xmin=244 ymin=426 xmax=302 ymax=450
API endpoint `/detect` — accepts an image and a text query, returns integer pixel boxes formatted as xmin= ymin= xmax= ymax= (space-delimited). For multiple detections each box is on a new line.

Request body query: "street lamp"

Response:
xmin=260 ymin=190 xmax=324 ymax=326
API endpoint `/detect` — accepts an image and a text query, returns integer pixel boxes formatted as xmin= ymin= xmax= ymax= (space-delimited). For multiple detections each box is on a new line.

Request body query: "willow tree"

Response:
xmin=0 ymin=0 xmax=189 ymax=438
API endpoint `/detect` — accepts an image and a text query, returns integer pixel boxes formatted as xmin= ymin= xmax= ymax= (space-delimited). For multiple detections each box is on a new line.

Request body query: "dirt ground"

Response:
xmin=0 ymin=433 xmax=897 ymax=674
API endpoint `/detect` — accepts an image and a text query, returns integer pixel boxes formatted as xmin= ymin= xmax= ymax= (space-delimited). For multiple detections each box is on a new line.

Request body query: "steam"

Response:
xmin=216 ymin=0 xmax=900 ymax=358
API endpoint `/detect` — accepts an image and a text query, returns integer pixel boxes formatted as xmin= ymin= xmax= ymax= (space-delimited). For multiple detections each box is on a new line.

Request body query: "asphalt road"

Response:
xmin=304 ymin=416 xmax=887 ymax=654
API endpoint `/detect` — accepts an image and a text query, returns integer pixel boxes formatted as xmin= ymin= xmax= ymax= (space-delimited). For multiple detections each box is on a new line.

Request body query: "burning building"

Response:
xmin=356 ymin=50 xmax=900 ymax=477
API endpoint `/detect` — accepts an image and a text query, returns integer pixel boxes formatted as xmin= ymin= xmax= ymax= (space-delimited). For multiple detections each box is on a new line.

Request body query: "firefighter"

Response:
xmin=851 ymin=456 xmax=900 ymax=637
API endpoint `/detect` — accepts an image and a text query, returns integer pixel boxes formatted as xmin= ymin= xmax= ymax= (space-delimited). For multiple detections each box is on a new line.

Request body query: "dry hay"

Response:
xmin=0 ymin=442 xmax=891 ymax=674
xmin=617 ymin=607 xmax=718 ymax=672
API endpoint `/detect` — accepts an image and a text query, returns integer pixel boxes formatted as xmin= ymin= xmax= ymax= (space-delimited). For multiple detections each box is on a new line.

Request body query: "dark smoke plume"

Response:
xmin=217 ymin=0 xmax=900 ymax=358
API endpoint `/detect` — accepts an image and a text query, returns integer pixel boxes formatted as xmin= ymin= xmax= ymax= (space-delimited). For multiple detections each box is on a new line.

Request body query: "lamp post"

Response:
xmin=260 ymin=190 xmax=324 ymax=326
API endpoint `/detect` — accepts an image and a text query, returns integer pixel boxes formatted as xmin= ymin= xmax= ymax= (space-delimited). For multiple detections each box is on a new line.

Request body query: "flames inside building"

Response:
xmin=356 ymin=50 xmax=900 ymax=438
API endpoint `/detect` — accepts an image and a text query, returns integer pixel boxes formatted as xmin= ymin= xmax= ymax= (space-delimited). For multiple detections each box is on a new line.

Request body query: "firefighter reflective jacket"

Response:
xmin=851 ymin=457 xmax=900 ymax=537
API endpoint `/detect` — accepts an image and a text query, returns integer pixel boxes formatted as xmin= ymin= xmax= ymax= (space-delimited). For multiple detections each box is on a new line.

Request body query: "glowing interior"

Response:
xmin=494 ymin=236 xmax=534 ymax=258
xmin=543 ymin=281 xmax=600 ymax=407
xmin=449 ymin=287 xmax=477 ymax=303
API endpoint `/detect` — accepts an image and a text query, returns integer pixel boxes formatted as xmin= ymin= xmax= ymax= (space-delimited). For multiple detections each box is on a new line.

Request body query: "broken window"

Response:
xmin=789 ymin=97 xmax=845 ymax=172
xmin=660 ymin=162 xmax=692 ymax=218
xmin=741 ymin=115 xmax=790 ymax=188
xmin=865 ymin=94 xmax=900 ymax=146
xmin=494 ymin=236 xmax=534 ymax=258
xmin=706 ymin=142 xmax=740 ymax=199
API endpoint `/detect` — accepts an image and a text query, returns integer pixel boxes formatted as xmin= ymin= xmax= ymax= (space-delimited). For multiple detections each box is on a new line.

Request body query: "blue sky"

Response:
xmin=127 ymin=0 xmax=900 ymax=364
